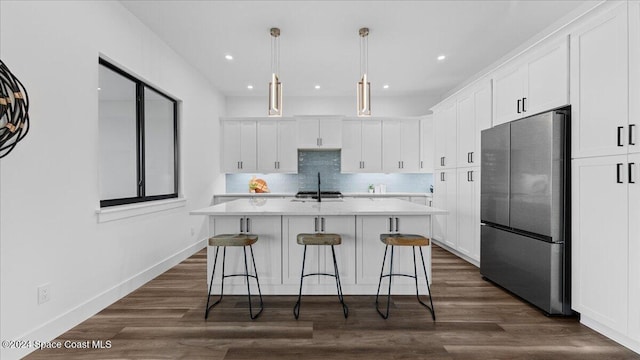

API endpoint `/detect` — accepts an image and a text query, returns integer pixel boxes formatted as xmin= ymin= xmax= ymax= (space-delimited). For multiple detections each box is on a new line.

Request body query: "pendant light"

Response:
xmin=268 ymin=27 xmax=282 ymax=117
xmin=357 ymin=27 xmax=371 ymax=117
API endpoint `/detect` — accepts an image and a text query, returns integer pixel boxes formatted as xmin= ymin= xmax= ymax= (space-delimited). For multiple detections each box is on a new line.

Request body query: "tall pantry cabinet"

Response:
xmin=432 ymin=80 xmax=491 ymax=264
xmin=570 ymin=1 xmax=640 ymax=347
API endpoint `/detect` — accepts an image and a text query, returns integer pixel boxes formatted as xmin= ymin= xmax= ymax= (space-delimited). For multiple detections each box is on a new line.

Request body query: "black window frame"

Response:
xmin=99 ymin=58 xmax=179 ymax=208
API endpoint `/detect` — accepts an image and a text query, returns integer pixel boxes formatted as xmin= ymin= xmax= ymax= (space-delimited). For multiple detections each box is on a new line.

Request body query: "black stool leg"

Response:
xmin=418 ymin=246 xmax=436 ymax=320
xmin=330 ymin=245 xmax=349 ymax=318
xmin=376 ymin=245 xmax=394 ymax=319
xmin=205 ymin=246 xmax=225 ymax=319
xmin=244 ymin=245 xmax=264 ymax=320
xmin=249 ymin=244 xmax=264 ymax=316
xmin=293 ymin=245 xmax=307 ymax=319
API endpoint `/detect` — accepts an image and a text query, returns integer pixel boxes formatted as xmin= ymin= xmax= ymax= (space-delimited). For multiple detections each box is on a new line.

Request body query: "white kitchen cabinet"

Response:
xmin=382 ymin=119 xmax=421 ymax=172
xmin=630 ymin=0 xmax=640 ymax=156
xmin=456 ymin=167 xmax=480 ymax=261
xmin=209 ymin=216 xmax=281 ymax=289
xmin=356 ymin=216 xmax=431 ymax=287
xmin=221 ymin=119 xmax=257 ymax=173
xmin=257 ymin=119 xmax=297 ymax=173
xmin=433 ymin=169 xmax=457 ymax=250
xmin=628 ymin=152 xmax=640 ymax=341
xmin=296 ymin=117 xmax=342 ymax=149
xmin=572 ymin=155 xmax=631 ymax=334
xmin=341 ymin=118 xmax=382 ymax=173
xmin=459 ymin=80 xmax=493 ymax=166
xmin=419 ymin=115 xmax=434 ymax=173
xmin=493 ymin=36 xmax=568 ymax=126
xmin=571 ymin=3 xmax=629 ymax=159
xmin=434 ymin=100 xmax=457 ymax=169
xmin=282 ymin=216 xmax=356 ymax=287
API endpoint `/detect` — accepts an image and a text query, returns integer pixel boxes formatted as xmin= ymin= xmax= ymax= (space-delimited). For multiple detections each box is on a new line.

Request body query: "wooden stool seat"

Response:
xmin=209 ymin=234 xmax=258 ymax=247
xmin=380 ymin=234 xmax=430 ymax=247
xmin=297 ymin=233 xmax=342 ymax=246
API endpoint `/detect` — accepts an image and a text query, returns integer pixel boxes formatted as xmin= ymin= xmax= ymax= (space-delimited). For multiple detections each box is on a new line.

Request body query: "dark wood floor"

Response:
xmin=25 ymin=245 xmax=639 ymax=360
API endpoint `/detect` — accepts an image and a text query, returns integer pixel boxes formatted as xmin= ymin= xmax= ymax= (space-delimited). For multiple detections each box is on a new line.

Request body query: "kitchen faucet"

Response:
xmin=317 ymin=172 xmax=321 ymax=202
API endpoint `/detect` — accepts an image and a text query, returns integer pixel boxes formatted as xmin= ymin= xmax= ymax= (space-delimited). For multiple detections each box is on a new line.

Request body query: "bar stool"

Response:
xmin=375 ymin=233 xmax=435 ymax=320
xmin=205 ymin=234 xmax=264 ymax=320
xmin=293 ymin=233 xmax=349 ymax=319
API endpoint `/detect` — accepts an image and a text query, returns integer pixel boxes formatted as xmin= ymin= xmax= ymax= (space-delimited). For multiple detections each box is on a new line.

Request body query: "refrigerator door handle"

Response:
xmin=630 ymin=163 xmax=636 ymax=184
xmin=617 ymin=163 xmax=624 ymax=183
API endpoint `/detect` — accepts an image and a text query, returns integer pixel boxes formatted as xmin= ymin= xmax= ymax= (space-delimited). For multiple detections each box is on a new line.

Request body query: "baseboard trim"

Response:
xmin=580 ymin=316 xmax=640 ymax=355
xmin=431 ymin=239 xmax=480 ymax=267
xmin=2 ymin=239 xmax=206 ymax=360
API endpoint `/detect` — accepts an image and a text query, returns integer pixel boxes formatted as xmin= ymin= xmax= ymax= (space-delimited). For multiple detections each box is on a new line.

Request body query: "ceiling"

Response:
xmin=120 ymin=0 xmax=590 ymax=99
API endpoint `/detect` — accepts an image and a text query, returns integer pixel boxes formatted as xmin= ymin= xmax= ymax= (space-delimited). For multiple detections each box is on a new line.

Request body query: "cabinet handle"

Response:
xmin=398 ymin=161 xmax=401 ymax=169
xmin=441 ymin=157 xmax=445 ymax=166
xmin=314 ymin=217 xmax=319 ymax=232
xmin=389 ymin=217 xmax=393 ymax=232
xmin=517 ymin=99 xmax=521 ymax=114
xmin=522 ymin=97 xmax=527 ymax=112
xmin=240 ymin=218 xmax=245 ymax=233
xmin=401 ymin=161 xmax=404 ymax=169
xmin=275 ymin=161 xmax=278 ymax=169
xmin=630 ymin=124 xmax=636 ymax=146
xmin=395 ymin=217 xmax=399 ymax=232
xmin=321 ymin=217 xmax=325 ymax=232
xmin=440 ymin=172 xmax=445 ymax=181
xmin=420 ymin=160 xmax=423 ymax=169
xmin=630 ymin=163 xmax=636 ymax=184
xmin=617 ymin=163 xmax=624 ymax=183
xmin=618 ymin=126 xmax=624 ymax=147
xmin=246 ymin=218 xmax=251 ymax=233
xmin=240 ymin=161 xmax=243 ymax=169
xmin=237 ymin=161 xmax=241 ymax=169
xmin=319 ymin=138 xmax=323 ymax=146
xmin=467 ymin=170 xmax=471 ymax=182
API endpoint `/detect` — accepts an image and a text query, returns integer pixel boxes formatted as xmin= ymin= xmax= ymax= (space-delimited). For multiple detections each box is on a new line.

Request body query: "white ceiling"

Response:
xmin=120 ymin=0 xmax=590 ymax=99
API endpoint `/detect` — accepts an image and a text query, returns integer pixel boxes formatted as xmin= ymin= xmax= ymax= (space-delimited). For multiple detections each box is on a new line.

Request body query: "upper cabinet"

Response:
xmin=419 ymin=115 xmax=434 ymax=173
xmin=296 ymin=117 xmax=342 ymax=149
xmin=257 ymin=119 xmax=298 ymax=173
xmin=456 ymin=80 xmax=492 ymax=167
xmin=493 ymin=36 xmax=569 ymax=126
xmin=221 ymin=119 xmax=257 ymax=173
xmin=341 ymin=118 xmax=382 ymax=173
xmin=571 ymin=2 xmax=636 ymax=159
xmin=382 ymin=118 xmax=421 ymax=173
xmin=434 ymin=100 xmax=457 ymax=169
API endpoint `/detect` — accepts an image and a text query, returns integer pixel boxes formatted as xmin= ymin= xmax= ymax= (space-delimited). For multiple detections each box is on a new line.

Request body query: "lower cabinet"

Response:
xmin=456 ymin=167 xmax=480 ymax=261
xmin=572 ymin=155 xmax=635 ymax=335
xmin=209 ymin=216 xmax=282 ymax=288
xmin=356 ymin=216 xmax=431 ymax=286
xmin=282 ymin=216 xmax=356 ymax=287
xmin=433 ymin=169 xmax=458 ymax=250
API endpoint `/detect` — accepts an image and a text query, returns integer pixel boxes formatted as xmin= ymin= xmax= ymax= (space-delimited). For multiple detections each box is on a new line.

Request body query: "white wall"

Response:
xmin=226 ymin=94 xmax=439 ymax=117
xmin=0 ymin=1 xmax=225 ymax=359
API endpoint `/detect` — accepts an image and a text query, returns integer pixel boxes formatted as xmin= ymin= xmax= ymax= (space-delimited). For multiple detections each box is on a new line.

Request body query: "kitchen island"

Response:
xmin=191 ymin=198 xmax=447 ymax=295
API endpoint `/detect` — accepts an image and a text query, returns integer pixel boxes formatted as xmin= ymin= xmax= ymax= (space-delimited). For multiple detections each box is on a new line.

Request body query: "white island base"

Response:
xmin=191 ymin=198 xmax=448 ymax=295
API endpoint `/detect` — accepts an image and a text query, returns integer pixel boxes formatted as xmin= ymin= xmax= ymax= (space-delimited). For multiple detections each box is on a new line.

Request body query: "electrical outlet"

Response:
xmin=38 ymin=284 xmax=51 ymax=304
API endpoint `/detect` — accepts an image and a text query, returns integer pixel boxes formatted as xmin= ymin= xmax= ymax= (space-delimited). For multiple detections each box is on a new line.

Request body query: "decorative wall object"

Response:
xmin=0 ymin=60 xmax=30 ymax=158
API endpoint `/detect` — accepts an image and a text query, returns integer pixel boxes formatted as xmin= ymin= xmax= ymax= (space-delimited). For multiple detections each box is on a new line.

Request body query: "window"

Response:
xmin=98 ymin=59 xmax=178 ymax=207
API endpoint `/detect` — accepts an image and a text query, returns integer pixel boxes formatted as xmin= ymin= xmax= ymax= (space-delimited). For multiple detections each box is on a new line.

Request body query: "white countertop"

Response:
xmin=214 ymin=192 xmax=433 ymax=198
xmin=191 ymin=198 xmax=447 ymax=216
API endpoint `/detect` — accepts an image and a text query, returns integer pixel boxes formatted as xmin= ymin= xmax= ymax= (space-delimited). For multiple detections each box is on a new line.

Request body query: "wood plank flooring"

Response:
xmin=25 ymin=245 xmax=640 ymax=359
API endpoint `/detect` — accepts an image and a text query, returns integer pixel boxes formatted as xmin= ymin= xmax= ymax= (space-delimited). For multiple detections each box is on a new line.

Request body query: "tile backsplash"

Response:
xmin=226 ymin=150 xmax=433 ymax=193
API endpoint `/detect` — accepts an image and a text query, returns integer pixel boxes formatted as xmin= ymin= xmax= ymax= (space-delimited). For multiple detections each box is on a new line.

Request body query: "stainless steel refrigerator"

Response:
xmin=480 ymin=108 xmax=572 ymax=315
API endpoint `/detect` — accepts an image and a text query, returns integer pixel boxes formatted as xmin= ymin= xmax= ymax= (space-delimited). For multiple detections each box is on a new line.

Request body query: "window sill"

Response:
xmin=96 ymin=198 xmax=187 ymax=223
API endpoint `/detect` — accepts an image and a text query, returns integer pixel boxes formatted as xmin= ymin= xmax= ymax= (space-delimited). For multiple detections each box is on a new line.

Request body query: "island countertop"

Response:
xmin=191 ymin=198 xmax=448 ymax=216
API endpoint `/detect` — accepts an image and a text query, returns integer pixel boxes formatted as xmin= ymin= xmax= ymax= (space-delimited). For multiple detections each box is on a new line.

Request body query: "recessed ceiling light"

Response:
xmin=314 ymin=85 xmax=321 ymax=89
xmin=437 ymin=55 xmax=446 ymax=61
xmin=383 ymin=84 xmax=389 ymax=89
xmin=225 ymin=54 xmax=233 ymax=60
xmin=247 ymin=85 xmax=253 ymax=89
xmin=97 ymin=87 xmax=101 ymax=91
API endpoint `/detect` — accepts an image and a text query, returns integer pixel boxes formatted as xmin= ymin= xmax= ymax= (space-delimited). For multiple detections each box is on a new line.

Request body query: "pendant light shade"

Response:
xmin=357 ymin=27 xmax=371 ymax=117
xmin=268 ymin=27 xmax=282 ymax=117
